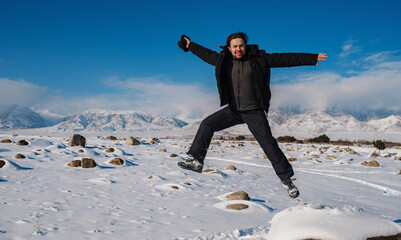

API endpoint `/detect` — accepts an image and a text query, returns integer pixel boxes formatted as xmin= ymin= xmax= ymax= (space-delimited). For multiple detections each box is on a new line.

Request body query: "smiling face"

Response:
xmin=228 ymin=38 xmax=246 ymax=59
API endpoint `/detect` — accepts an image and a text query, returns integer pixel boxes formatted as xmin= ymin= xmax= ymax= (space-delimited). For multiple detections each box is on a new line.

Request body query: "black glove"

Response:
xmin=178 ymin=35 xmax=190 ymax=52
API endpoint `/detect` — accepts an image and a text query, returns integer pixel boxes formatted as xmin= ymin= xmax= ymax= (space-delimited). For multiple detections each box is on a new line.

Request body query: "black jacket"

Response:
xmin=188 ymin=42 xmax=318 ymax=112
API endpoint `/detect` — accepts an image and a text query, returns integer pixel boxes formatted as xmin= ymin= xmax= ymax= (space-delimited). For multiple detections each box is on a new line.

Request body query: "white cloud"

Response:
xmin=271 ymin=55 xmax=401 ymax=112
xmin=339 ymin=39 xmax=361 ymax=58
xmin=0 ymin=78 xmax=48 ymax=111
xmin=102 ymin=76 xmax=219 ymax=119
xmin=0 ymin=76 xmax=219 ymax=119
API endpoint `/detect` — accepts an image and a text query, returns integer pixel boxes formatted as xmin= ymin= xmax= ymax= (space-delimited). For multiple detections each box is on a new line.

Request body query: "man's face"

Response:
xmin=228 ymin=38 xmax=246 ymax=59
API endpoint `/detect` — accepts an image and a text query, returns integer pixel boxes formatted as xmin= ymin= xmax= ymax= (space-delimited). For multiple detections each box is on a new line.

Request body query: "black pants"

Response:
xmin=187 ymin=106 xmax=294 ymax=181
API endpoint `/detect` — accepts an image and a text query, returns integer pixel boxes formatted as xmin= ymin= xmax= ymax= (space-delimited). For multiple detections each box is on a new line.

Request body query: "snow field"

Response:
xmin=0 ymin=133 xmax=400 ymax=239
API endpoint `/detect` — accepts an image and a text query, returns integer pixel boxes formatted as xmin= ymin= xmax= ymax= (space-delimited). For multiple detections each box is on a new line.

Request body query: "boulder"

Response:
xmin=226 ymin=204 xmax=249 ymax=210
xmin=81 ymin=158 xmax=96 ymax=168
xmin=68 ymin=160 xmax=81 ymax=167
xmin=0 ymin=160 xmax=5 ymax=168
xmin=225 ymin=165 xmax=237 ymax=171
xmin=110 ymin=158 xmax=124 ymax=165
xmin=0 ymin=139 xmax=12 ymax=143
xmin=68 ymin=134 xmax=86 ymax=147
xmin=106 ymin=136 xmax=118 ymax=141
xmin=125 ymin=136 xmax=141 ymax=145
xmin=226 ymin=191 xmax=250 ymax=201
xmin=15 ymin=154 xmax=26 ymax=159
xmin=16 ymin=140 xmax=29 ymax=146
xmin=105 ymin=148 xmax=115 ymax=153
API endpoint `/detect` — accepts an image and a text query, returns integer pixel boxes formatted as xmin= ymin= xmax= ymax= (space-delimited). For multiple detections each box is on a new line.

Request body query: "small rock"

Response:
xmin=12 ymin=134 xmax=18 ymax=137
xmin=362 ymin=160 xmax=380 ymax=167
xmin=0 ymin=139 xmax=12 ymax=143
xmin=105 ymin=148 xmax=115 ymax=153
xmin=397 ymin=170 xmax=401 ymax=175
xmin=325 ymin=155 xmax=337 ymax=160
xmin=16 ymin=140 xmax=29 ymax=146
xmin=226 ymin=204 xmax=249 ymax=210
xmin=202 ymin=169 xmax=215 ymax=173
xmin=0 ymin=160 xmax=5 ymax=168
xmin=172 ymin=186 xmax=179 ymax=189
xmin=68 ymin=134 xmax=86 ymax=147
xmin=263 ymin=155 xmax=268 ymax=159
xmin=81 ymin=158 xmax=97 ymax=168
xmin=147 ymin=176 xmax=153 ymax=179
xmin=348 ymin=149 xmax=357 ymax=155
xmin=77 ymin=149 xmax=84 ymax=153
xmin=15 ymin=154 xmax=26 ymax=159
xmin=110 ymin=158 xmax=124 ymax=165
xmin=106 ymin=136 xmax=118 ymax=141
xmin=150 ymin=138 xmax=159 ymax=144
xmin=288 ymin=158 xmax=297 ymax=162
xmin=226 ymin=165 xmax=237 ymax=171
xmin=159 ymin=148 xmax=167 ymax=152
xmin=210 ymin=141 xmax=221 ymax=146
xmin=169 ymin=153 xmax=178 ymax=158
xmin=126 ymin=137 xmax=141 ymax=145
xmin=68 ymin=160 xmax=81 ymax=167
xmin=226 ymin=191 xmax=250 ymax=201
xmin=370 ymin=151 xmax=380 ymax=158
xmin=311 ymin=154 xmax=320 ymax=158
xmin=383 ymin=153 xmax=392 ymax=158
xmin=183 ymin=182 xmax=192 ymax=185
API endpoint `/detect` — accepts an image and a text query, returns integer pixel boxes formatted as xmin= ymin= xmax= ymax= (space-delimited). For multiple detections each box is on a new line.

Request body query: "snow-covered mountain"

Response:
xmin=0 ymin=105 xmax=50 ymax=129
xmin=278 ymin=111 xmax=375 ymax=133
xmin=49 ymin=109 xmax=188 ymax=132
xmin=2 ymin=105 xmax=401 ymax=138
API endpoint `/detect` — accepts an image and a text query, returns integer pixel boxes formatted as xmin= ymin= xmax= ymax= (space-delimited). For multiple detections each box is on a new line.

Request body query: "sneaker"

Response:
xmin=177 ymin=155 xmax=203 ymax=173
xmin=281 ymin=178 xmax=299 ymax=198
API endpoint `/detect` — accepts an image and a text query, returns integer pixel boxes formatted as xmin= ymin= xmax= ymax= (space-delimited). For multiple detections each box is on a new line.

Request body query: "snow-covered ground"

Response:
xmin=0 ymin=132 xmax=400 ymax=239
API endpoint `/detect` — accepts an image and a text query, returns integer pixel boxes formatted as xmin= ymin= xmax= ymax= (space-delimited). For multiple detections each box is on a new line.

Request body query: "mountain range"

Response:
xmin=1 ymin=105 xmax=401 ymax=137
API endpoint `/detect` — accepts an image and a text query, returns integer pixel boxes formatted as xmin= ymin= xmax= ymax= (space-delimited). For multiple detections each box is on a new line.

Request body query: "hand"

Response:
xmin=316 ymin=53 xmax=327 ymax=65
xmin=178 ymin=35 xmax=191 ymax=52
xmin=183 ymin=36 xmax=190 ymax=49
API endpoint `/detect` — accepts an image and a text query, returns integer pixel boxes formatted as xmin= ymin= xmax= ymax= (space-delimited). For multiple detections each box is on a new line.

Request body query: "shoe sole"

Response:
xmin=177 ymin=162 xmax=202 ymax=173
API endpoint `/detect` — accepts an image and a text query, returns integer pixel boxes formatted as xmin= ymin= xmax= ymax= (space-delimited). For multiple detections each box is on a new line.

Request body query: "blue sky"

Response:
xmin=1 ymin=0 xmax=401 ymax=118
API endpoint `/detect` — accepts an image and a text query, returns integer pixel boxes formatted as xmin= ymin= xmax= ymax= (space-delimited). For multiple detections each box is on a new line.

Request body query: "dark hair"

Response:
xmin=226 ymin=32 xmax=248 ymax=47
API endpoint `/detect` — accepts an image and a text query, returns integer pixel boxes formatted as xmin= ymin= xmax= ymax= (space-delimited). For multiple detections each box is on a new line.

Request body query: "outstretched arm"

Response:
xmin=316 ymin=53 xmax=328 ymax=65
xmin=178 ymin=35 xmax=220 ymax=66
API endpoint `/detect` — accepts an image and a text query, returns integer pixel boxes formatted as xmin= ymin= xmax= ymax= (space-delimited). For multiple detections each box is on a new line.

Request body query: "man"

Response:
xmin=177 ymin=32 xmax=327 ymax=198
